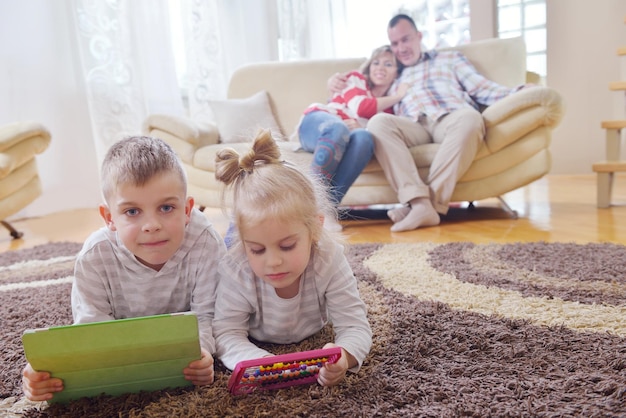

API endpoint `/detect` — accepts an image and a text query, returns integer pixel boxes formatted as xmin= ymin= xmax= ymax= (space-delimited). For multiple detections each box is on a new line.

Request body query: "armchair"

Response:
xmin=0 ymin=121 xmax=51 ymax=238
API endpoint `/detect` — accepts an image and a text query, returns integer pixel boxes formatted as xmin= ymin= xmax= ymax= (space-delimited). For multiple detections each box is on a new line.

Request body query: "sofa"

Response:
xmin=0 ymin=121 xmax=51 ymax=238
xmin=144 ymin=37 xmax=564 ymax=212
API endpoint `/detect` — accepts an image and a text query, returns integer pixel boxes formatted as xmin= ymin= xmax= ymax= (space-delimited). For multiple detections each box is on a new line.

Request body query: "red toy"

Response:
xmin=227 ymin=347 xmax=342 ymax=395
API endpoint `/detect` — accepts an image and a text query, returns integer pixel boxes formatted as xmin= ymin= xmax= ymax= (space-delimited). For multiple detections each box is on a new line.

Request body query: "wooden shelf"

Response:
xmin=593 ymin=161 xmax=626 ymax=173
xmin=601 ymin=120 xmax=626 ymax=129
xmin=609 ymin=81 xmax=626 ymax=91
xmin=594 ymin=16 xmax=626 ymax=208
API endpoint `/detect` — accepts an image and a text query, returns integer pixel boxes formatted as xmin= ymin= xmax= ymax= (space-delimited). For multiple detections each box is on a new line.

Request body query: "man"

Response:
xmin=330 ymin=14 xmax=529 ymax=232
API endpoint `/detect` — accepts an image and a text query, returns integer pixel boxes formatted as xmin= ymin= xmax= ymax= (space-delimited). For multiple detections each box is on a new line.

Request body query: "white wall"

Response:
xmin=0 ymin=1 xmax=102 ymax=220
xmin=470 ymin=0 xmax=626 ymax=174
xmin=2 ymin=0 xmax=626 ymax=222
xmin=469 ymin=0 xmax=496 ymax=40
xmin=547 ymin=0 xmax=626 ymax=174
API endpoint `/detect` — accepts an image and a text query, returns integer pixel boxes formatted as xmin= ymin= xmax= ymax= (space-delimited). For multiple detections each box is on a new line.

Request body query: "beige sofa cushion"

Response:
xmin=447 ymin=37 xmax=526 ymax=87
xmin=227 ymin=58 xmax=366 ymax=137
xmin=208 ymin=90 xmax=281 ymax=143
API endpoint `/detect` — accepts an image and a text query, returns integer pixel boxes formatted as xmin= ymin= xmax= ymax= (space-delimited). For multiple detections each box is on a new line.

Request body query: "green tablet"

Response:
xmin=22 ymin=312 xmax=200 ymax=404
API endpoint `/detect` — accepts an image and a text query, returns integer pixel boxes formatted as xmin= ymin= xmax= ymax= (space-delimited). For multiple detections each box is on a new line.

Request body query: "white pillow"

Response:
xmin=208 ymin=90 xmax=282 ymax=143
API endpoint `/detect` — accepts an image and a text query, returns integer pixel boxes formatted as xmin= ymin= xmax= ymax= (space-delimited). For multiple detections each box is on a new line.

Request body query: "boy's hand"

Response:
xmin=317 ymin=343 xmax=350 ymax=387
xmin=22 ymin=363 xmax=63 ymax=401
xmin=184 ymin=348 xmax=214 ymax=385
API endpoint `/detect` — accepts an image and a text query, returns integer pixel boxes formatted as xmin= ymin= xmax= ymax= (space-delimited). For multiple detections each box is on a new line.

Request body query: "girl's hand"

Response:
xmin=317 ymin=343 xmax=349 ymax=387
xmin=328 ymin=72 xmax=348 ymax=94
xmin=184 ymin=348 xmax=214 ymax=386
xmin=343 ymin=119 xmax=359 ymax=130
xmin=22 ymin=363 xmax=63 ymax=401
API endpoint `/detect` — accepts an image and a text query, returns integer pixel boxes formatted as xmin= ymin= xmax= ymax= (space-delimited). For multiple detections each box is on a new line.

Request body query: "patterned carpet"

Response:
xmin=1 ymin=241 xmax=625 ymax=417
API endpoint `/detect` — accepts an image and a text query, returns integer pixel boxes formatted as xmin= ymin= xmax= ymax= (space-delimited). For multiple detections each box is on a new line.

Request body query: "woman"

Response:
xmin=297 ymin=45 xmax=408 ymax=231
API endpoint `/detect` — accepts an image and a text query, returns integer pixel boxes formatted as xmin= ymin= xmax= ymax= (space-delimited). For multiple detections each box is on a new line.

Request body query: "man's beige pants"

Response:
xmin=367 ymin=107 xmax=484 ymax=214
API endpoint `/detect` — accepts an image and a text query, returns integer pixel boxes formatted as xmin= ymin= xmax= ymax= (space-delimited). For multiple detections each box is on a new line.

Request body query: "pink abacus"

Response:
xmin=227 ymin=347 xmax=342 ymax=395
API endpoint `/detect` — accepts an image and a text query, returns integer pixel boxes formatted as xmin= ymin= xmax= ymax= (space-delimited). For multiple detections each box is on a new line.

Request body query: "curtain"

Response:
xmin=183 ymin=0 xmax=282 ymax=123
xmin=276 ymin=0 xmax=340 ymax=61
xmin=69 ymin=0 xmax=344 ymax=163
xmin=181 ymin=0 xmax=227 ymax=123
xmin=70 ymin=0 xmax=185 ymax=165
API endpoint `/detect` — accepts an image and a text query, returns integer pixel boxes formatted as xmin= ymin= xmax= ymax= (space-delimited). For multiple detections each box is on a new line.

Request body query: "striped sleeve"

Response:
xmin=315 ymin=242 xmax=372 ymax=371
xmin=185 ymin=212 xmax=226 ymax=354
xmin=71 ymin=229 xmax=119 ymax=324
xmin=337 ymin=71 xmax=378 ymax=119
xmin=213 ymin=254 xmax=271 ymax=370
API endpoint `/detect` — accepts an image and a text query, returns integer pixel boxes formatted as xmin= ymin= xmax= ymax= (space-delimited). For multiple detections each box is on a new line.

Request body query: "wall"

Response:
xmin=469 ymin=0 xmax=496 ymax=40
xmin=470 ymin=0 xmax=626 ymax=174
xmin=2 ymin=0 xmax=626 ymax=222
xmin=0 ymin=1 xmax=102 ymax=219
xmin=547 ymin=0 xmax=626 ymax=174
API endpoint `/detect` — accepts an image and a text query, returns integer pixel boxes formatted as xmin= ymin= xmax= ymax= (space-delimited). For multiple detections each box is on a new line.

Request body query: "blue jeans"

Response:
xmin=298 ymin=111 xmax=374 ymax=206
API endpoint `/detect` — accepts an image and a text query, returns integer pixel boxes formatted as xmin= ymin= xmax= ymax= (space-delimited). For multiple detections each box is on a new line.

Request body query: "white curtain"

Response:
xmin=69 ymin=0 xmax=344 ymax=163
xmin=181 ymin=0 xmax=227 ymax=123
xmin=276 ymin=0 xmax=341 ymax=61
xmin=70 ymin=0 xmax=185 ymax=165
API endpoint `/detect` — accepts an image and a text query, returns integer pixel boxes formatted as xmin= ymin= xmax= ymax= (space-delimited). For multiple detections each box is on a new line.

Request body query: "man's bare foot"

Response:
xmin=390 ymin=198 xmax=440 ymax=232
xmin=387 ymin=205 xmax=411 ymax=223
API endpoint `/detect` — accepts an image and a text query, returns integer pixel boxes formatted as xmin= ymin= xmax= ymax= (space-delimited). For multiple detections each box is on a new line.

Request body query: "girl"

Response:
xmin=297 ymin=45 xmax=408 ymax=231
xmin=213 ymin=130 xmax=372 ymax=387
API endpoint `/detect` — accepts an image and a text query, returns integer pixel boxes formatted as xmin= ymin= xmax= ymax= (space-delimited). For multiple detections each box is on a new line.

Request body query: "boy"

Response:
xmin=22 ymin=136 xmax=226 ymax=401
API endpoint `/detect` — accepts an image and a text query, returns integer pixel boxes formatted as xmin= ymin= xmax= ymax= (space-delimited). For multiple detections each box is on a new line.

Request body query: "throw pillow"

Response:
xmin=208 ymin=90 xmax=282 ymax=143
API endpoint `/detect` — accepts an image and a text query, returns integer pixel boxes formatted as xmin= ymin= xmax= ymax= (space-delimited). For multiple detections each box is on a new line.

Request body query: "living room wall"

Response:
xmin=1 ymin=0 xmax=626 ymax=220
xmin=546 ymin=0 xmax=626 ymax=175
xmin=0 ymin=1 xmax=102 ymax=219
xmin=470 ymin=0 xmax=626 ymax=175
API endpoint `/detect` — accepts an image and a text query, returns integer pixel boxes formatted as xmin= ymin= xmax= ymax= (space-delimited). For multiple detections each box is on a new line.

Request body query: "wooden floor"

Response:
xmin=2 ymin=174 xmax=626 ymax=253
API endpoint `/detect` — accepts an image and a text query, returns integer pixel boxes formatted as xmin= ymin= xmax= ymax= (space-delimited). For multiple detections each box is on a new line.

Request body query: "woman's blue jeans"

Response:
xmin=298 ymin=110 xmax=374 ymax=206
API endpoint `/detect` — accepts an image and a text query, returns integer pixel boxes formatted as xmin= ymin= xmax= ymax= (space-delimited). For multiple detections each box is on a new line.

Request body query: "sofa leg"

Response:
xmin=497 ymin=197 xmax=519 ymax=219
xmin=1 ymin=220 xmax=24 ymax=239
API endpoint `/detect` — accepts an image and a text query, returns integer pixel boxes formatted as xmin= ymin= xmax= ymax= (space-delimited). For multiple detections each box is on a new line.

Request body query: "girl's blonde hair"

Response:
xmin=359 ymin=45 xmax=401 ymax=90
xmin=215 ymin=130 xmax=337 ymax=244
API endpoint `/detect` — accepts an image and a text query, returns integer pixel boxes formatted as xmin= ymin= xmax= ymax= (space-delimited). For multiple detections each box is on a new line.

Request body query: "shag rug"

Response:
xmin=1 ymin=241 xmax=626 ymax=418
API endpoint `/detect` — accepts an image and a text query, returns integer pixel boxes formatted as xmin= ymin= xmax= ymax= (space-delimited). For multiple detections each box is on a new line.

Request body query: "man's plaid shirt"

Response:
xmin=392 ymin=49 xmax=525 ymax=122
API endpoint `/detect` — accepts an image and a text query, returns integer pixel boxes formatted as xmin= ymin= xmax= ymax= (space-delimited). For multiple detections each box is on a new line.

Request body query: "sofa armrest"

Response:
xmin=143 ymin=114 xmax=220 ymax=164
xmin=482 ymin=86 xmax=564 ymax=154
xmin=143 ymin=114 xmax=219 ymax=148
xmin=0 ymin=121 xmax=51 ymax=179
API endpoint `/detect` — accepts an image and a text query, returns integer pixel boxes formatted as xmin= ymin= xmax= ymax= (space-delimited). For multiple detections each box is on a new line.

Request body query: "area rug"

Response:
xmin=1 ymin=241 xmax=625 ymax=417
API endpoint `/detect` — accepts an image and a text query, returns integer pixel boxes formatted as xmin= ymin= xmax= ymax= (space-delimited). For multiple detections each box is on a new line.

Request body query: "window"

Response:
xmin=333 ymin=0 xmax=470 ymax=59
xmin=408 ymin=0 xmax=470 ymax=50
xmin=497 ymin=0 xmax=547 ymax=77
